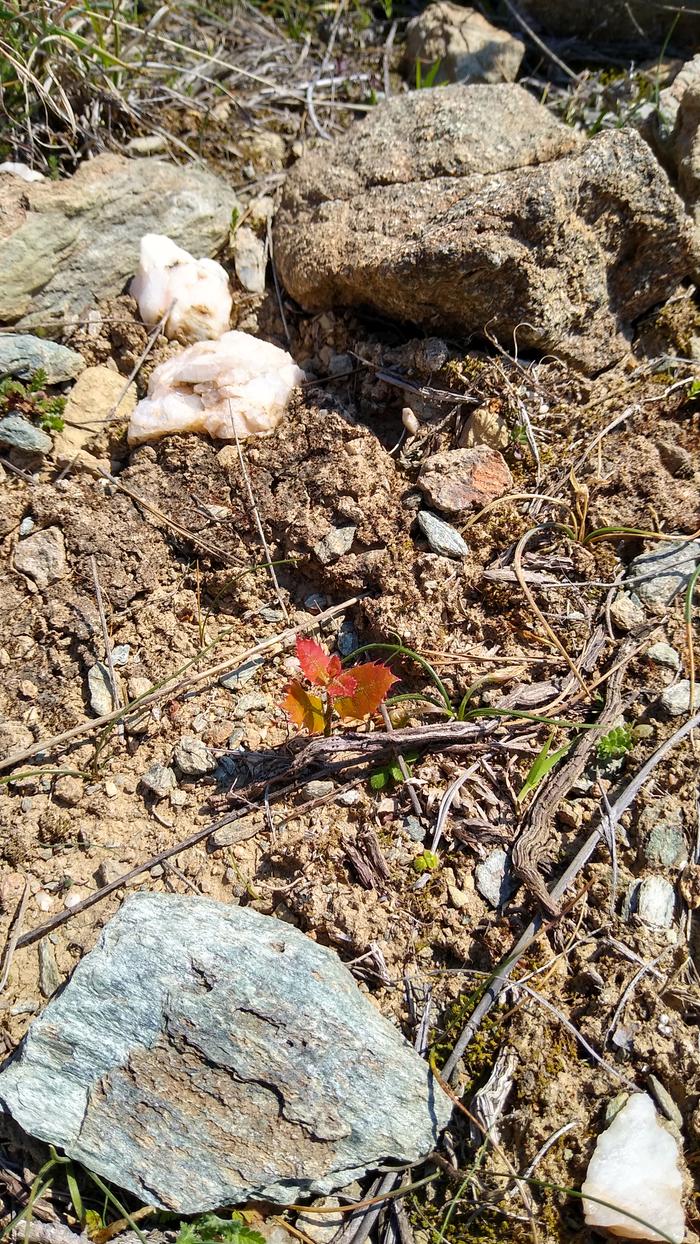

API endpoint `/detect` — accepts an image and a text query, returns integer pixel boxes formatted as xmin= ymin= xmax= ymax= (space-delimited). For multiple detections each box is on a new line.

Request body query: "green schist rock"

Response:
xmin=0 ymin=334 xmax=85 ymax=383
xmin=417 ymin=510 xmax=469 ymax=558
xmin=629 ymin=540 xmax=700 ymax=607
xmin=0 ymin=893 xmax=451 ymax=1212
xmin=0 ymin=414 xmax=52 ymax=454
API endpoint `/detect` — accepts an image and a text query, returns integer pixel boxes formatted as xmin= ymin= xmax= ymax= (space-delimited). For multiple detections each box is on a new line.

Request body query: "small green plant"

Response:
xmin=176 ymin=1214 xmax=265 ymax=1244
xmin=370 ymin=751 xmax=418 ymax=791
xmin=517 ymin=732 xmax=571 ymax=804
xmin=415 ymin=58 xmax=443 ymax=89
xmin=597 ymin=723 xmax=635 ymax=762
xmin=0 ymin=371 xmax=66 ymax=432
xmin=413 ymin=849 xmax=439 ymax=874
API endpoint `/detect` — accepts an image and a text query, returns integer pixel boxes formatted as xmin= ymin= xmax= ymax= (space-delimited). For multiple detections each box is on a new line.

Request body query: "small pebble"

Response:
xmin=660 ymin=680 xmax=699 ymax=717
xmin=300 ymin=780 xmax=334 ymax=801
xmin=641 ymin=822 xmax=688 ymax=869
xmin=648 ymin=1074 xmax=684 ymax=1129
xmin=647 ymin=642 xmax=681 ymax=671
xmin=18 ymin=517 xmax=35 ymax=536
xmin=220 ymin=655 xmax=264 ymax=691
xmin=0 ymin=414 xmax=52 ymax=454
xmin=87 ymin=661 xmax=118 ymax=717
xmin=626 ymin=875 xmax=676 ymax=928
xmin=403 ymin=815 xmax=424 ymax=842
xmin=38 ymin=942 xmax=63 ymax=998
xmin=313 ymin=525 xmax=356 ymax=566
xmin=609 ymin=591 xmax=645 ymax=632
xmin=336 ymin=789 xmax=361 ymax=806
xmin=141 ymin=762 xmax=177 ymax=800
xmin=475 ymin=848 xmax=513 ymax=908
xmin=233 ymin=691 xmax=271 ymax=720
xmin=417 ymin=510 xmax=469 ymax=560
xmin=173 ymin=736 xmax=217 ymax=776
xmin=111 ymin=644 xmax=130 ymax=667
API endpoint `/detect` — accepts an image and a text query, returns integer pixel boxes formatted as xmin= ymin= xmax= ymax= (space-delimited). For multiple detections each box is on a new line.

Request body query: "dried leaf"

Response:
xmin=334 ymin=663 xmax=399 ymax=720
xmin=295 ymin=636 xmax=341 ymax=687
xmin=281 ymin=681 xmax=326 ymax=733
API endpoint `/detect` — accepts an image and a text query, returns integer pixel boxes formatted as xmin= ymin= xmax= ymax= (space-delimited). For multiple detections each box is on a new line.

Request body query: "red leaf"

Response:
xmin=281 ymin=681 xmax=326 ymax=733
xmin=295 ymin=636 xmax=341 ymax=687
xmin=326 ymin=670 xmax=358 ymax=699
xmin=333 ymin=663 xmax=399 ymax=721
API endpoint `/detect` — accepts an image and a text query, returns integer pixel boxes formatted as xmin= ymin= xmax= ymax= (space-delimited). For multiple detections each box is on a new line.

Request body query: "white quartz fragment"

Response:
xmin=0 ymin=162 xmax=45 ymax=182
xmin=582 ymin=1093 xmax=685 ymax=1242
xmin=130 ymin=234 xmax=232 ymax=344
xmin=128 ymin=330 xmax=304 ymax=444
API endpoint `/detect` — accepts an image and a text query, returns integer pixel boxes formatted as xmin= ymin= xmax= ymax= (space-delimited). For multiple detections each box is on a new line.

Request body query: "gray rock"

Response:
xmin=18 ymin=517 xmax=35 ymax=536
xmin=232 ymin=225 xmax=267 ymax=294
xmin=647 ymin=642 xmax=681 ymax=670
xmin=417 ymin=511 xmax=469 ymax=559
xmin=111 ymin=644 xmax=130 ymax=668
xmin=314 ymin=525 xmax=356 ymax=565
xmin=0 ymin=415 xmax=52 ymax=454
xmin=38 ymin=942 xmax=63 ymax=999
xmin=518 ymin=0 xmax=700 ymax=46
xmin=0 ymin=334 xmax=85 ymax=383
xmin=300 ymin=780 xmax=335 ymax=801
xmin=641 ymin=823 xmax=688 ymax=869
xmin=660 ymin=680 xmax=700 ymax=716
xmin=626 ymin=876 xmax=676 ymax=928
xmin=403 ymin=816 xmax=425 ymax=842
xmin=87 ymin=662 xmax=118 ymax=717
xmin=274 ymin=86 xmax=698 ymax=374
xmin=0 ymin=154 xmax=237 ymax=332
xmin=0 ymin=893 xmax=451 ymax=1211
xmin=141 ymin=763 xmax=177 ymax=800
xmin=648 ymin=1075 xmax=684 ymax=1130
xmin=173 ymin=736 xmax=217 ymax=776
xmin=13 ymin=526 xmax=66 ymax=588
xmin=629 ymin=540 xmax=700 ymax=608
xmin=404 ymin=2 xmax=525 ymax=85
xmin=220 ymin=655 xmax=264 ymax=691
xmin=609 ymin=591 xmax=645 ymax=632
xmin=475 ymin=848 xmax=513 ymax=908
xmin=233 ymin=691 xmax=272 ymax=719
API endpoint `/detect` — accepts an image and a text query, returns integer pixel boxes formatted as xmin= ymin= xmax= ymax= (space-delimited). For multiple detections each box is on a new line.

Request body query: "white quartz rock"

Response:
xmin=0 ymin=162 xmax=44 ymax=182
xmin=582 ymin=1093 xmax=685 ymax=1242
xmin=130 ymin=233 xmax=232 ymax=343
xmin=128 ymin=330 xmax=304 ymax=444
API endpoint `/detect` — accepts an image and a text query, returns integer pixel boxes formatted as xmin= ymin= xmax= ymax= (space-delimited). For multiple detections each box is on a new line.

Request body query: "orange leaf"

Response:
xmin=281 ymin=681 xmax=326 ymax=733
xmin=333 ymin=662 xmax=399 ymax=720
xmin=295 ymin=636 xmax=341 ymax=687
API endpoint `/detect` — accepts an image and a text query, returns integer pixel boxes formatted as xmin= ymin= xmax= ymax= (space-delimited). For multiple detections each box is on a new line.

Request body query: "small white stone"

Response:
xmin=130 ymin=233 xmax=232 ymax=344
xmin=647 ymin=642 xmax=681 ymax=671
xmin=0 ymin=161 xmax=44 ymax=182
xmin=582 ymin=1093 xmax=684 ymax=1243
xmin=609 ymin=592 xmax=645 ymax=632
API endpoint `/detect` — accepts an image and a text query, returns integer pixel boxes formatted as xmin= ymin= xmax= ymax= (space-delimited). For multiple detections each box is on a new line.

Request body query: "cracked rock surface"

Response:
xmin=0 ymin=892 xmax=451 ymax=1212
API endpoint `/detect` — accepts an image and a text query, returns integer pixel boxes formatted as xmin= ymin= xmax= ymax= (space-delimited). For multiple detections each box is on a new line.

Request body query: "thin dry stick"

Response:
xmin=229 ymin=402 xmax=289 ymax=620
xmin=0 ymin=881 xmax=29 ymax=993
xmin=500 ymin=0 xmax=580 ymax=80
xmin=443 ymin=708 xmax=700 ymax=1081
xmin=89 ymin=554 xmax=121 ymax=715
xmin=380 ymin=702 xmax=423 ymax=820
xmin=0 ymin=597 xmax=360 ymax=773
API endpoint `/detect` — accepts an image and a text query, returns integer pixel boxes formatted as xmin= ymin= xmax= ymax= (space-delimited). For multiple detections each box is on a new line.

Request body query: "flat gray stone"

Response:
xmin=87 ymin=662 xmax=117 ymax=717
xmin=629 ymin=540 xmax=700 ymax=608
xmin=661 ymin=680 xmax=700 ymax=716
xmin=0 ymin=893 xmax=451 ymax=1212
xmin=475 ymin=848 xmax=513 ymax=908
xmin=646 ymin=642 xmax=681 ymax=670
xmin=220 ymin=655 xmax=264 ymax=691
xmin=173 ymin=736 xmax=216 ymax=776
xmin=0 ymin=334 xmax=85 ymax=383
xmin=0 ymin=415 xmax=52 ymax=454
xmin=13 ymin=526 xmax=66 ymax=588
xmin=417 ymin=511 xmax=469 ymax=559
xmin=141 ymin=762 xmax=177 ymax=800
xmin=314 ymin=525 xmax=356 ymax=565
xmin=626 ymin=876 xmax=676 ymax=928
xmin=641 ymin=822 xmax=688 ymax=869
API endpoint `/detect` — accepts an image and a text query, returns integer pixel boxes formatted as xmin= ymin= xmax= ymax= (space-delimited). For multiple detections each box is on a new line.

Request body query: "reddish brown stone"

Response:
xmin=418 ymin=446 xmax=513 ymax=515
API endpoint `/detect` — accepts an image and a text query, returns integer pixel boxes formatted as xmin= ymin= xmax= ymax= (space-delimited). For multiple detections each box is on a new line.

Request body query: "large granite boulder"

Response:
xmin=274 ymin=85 xmax=698 ymax=374
xmin=0 ymin=893 xmax=451 ymax=1212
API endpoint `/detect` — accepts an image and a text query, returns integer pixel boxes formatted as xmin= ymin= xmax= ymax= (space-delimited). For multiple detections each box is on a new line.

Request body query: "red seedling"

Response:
xmin=281 ymin=636 xmax=398 ymax=734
